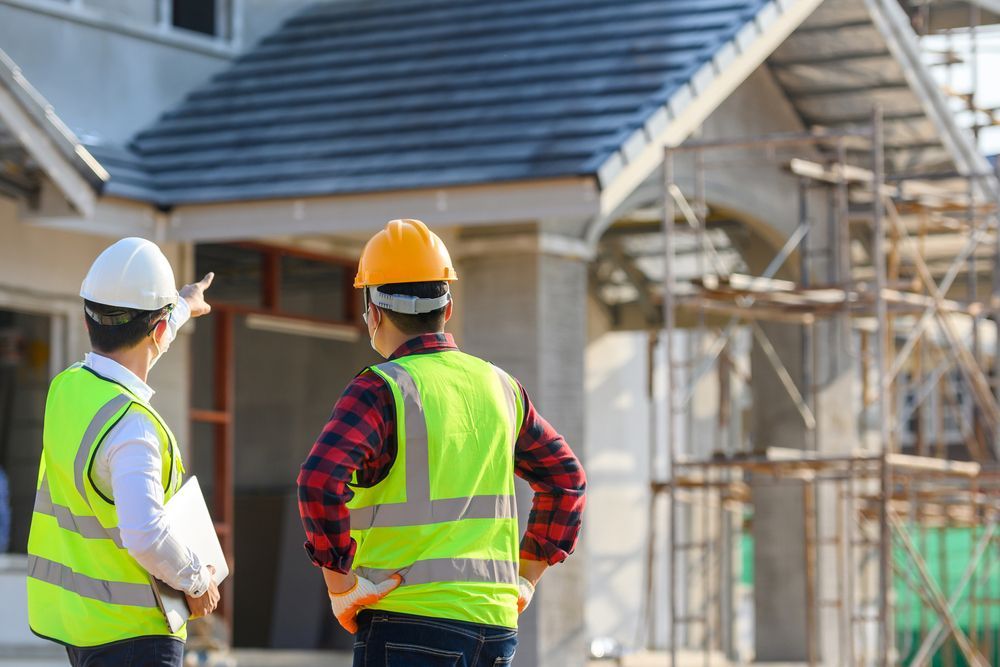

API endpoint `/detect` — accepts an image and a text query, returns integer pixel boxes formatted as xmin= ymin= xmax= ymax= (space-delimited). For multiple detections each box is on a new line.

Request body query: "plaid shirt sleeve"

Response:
xmin=514 ymin=382 xmax=587 ymax=565
xmin=296 ymin=371 xmax=394 ymax=573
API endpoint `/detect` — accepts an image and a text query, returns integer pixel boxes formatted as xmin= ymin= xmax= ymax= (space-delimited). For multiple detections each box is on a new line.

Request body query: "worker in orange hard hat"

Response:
xmin=297 ymin=219 xmax=586 ymax=666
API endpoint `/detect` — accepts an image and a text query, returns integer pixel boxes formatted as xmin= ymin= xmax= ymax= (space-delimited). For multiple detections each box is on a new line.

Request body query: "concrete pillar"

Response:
xmin=458 ymin=228 xmax=588 ymax=667
xmin=749 ymin=287 xmax=858 ymax=662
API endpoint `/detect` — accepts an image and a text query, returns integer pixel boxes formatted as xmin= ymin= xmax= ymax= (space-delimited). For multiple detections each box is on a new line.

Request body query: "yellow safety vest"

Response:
xmin=348 ymin=350 xmax=524 ymax=629
xmin=26 ymin=364 xmax=185 ymax=647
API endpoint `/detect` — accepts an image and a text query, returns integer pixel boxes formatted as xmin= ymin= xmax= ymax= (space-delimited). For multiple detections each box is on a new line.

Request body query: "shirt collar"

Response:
xmin=388 ymin=333 xmax=458 ymax=360
xmin=83 ymin=352 xmax=154 ymax=402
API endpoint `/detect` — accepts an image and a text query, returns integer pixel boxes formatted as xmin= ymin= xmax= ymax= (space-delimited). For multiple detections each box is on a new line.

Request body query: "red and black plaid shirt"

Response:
xmin=297 ymin=333 xmax=586 ymax=573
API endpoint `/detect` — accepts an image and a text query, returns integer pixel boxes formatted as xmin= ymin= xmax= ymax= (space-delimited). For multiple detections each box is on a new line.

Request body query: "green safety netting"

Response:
xmin=739 ymin=527 xmax=999 ymax=665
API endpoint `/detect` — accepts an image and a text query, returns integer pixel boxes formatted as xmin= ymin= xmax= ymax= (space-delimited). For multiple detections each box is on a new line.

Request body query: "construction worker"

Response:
xmin=26 ymin=238 xmax=220 ymax=666
xmin=297 ymin=219 xmax=587 ymax=665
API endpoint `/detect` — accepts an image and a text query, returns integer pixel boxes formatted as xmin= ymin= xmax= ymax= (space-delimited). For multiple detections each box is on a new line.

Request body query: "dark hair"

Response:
xmin=83 ymin=300 xmax=167 ymax=353
xmin=375 ymin=281 xmax=449 ymax=335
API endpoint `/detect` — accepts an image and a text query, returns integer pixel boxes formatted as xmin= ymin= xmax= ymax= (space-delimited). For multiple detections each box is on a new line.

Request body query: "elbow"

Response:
xmin=569 ymin=460 xmax=588 ymax=496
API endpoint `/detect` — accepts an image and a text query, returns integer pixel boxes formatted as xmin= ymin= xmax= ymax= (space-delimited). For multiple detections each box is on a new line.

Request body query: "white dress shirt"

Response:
xmin=84 ymin=298 xmax=212 ymax=597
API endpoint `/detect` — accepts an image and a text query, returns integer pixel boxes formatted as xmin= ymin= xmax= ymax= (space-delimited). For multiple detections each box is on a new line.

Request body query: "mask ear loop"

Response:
xmin=146 ymin=305 xmax=174 ymax=371
xmin=364 ymin=287 xmax=383 ymax=356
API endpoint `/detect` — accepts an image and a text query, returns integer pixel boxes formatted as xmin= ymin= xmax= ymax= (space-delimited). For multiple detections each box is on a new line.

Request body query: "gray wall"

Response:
xmin=188 ymin=263 xmax=377 ymax=649
xmin=0 ymin=0 xmax=315 ymax=145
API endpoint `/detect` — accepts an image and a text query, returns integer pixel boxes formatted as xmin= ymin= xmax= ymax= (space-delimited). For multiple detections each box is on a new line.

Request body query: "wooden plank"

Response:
xmin=678 ymin=298 xmax=816 ymax=324
xmin=885 ymin=453 xmax=980 ymax=478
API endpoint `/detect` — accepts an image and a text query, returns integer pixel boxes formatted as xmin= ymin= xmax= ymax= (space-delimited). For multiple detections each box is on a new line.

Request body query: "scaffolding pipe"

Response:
xmin=873 ymin=106 xmax=895 ymax=667
xmin=663 ymin=146 xmax=679 ymax=667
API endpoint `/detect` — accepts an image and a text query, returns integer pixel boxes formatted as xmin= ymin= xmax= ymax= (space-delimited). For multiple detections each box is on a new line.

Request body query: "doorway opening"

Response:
xmin=0 ymin=310 xmax=51 ymax=554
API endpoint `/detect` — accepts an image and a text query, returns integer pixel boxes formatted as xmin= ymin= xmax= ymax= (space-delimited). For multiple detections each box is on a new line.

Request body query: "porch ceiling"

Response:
xmin=769 ymin=0 xmax=961 ymax=177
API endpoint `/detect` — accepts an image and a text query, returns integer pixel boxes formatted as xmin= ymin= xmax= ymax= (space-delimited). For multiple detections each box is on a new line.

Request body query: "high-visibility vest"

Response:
xmin=347 ymin=350 xmax=524 ymax=629
xmin=27 ymin=364 xmax=185 ymax=647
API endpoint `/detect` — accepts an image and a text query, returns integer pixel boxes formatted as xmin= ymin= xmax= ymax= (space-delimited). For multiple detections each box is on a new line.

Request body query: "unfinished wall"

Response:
xmin=584 ymin=62 xmax=860 ymax=662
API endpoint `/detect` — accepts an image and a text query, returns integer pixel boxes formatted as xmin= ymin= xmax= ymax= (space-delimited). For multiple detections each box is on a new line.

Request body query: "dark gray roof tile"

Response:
xmin=100 ymin=0 xmax=768 ymax=204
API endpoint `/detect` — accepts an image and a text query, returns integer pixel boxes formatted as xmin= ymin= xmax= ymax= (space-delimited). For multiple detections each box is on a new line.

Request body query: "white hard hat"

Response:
xmin=80 ymin=237 xmax=179 ymax=312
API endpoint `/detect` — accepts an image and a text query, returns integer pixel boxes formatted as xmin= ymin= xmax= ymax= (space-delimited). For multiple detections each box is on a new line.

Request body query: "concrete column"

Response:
xmin=749 ymin=291 xmax=858 ymax=663
xmin=458 ymin=228 xmax=588 ymax=667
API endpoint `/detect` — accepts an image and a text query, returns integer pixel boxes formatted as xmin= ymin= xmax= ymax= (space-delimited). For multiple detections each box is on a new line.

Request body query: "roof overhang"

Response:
xmin=164 ymin=176 xmax=600 ymax=241
xmin=593 ymin=0 xmax=827 ymax=225
xmin=0 ymin=49 xmax=108 ymax=218
xmin=22 ymin=188 xmax=163 ymax=239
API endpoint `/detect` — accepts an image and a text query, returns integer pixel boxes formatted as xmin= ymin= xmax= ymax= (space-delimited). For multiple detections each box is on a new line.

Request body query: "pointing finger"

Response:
xmin=198 ymin=272 xmax=215 ymax=289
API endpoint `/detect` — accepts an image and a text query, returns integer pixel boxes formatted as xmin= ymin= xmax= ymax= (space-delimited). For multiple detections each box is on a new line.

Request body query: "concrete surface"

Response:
xmin=0 ymin=649 xmax=353 ymax=667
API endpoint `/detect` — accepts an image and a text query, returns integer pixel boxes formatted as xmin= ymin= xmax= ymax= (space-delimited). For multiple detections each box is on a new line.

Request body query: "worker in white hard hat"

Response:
xmin=26 ymin=237 xmax=220 ymax=667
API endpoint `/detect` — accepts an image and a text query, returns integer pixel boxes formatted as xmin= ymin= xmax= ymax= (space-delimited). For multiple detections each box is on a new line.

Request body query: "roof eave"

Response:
xmin=591 ymin=0 xmax=826 ymax=234
xmin=164 ymin=175 xmax=602 ymax=241
xmin=0 ymin=49 xmax=109 ymax=217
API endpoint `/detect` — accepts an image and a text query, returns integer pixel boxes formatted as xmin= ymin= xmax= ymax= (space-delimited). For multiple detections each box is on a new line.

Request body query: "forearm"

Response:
xmin=108 ymin=432 xmax=210 ymax=596
xmin=322 ymin=566 xmax=357 ymax=593
xmin=519 ymin=557 xmax=547 ymax=585
xmin=123 ymin=524 xmax=211 ymax=596
xmin=297 ymin=475 xmax=357 ymax=573
xmin=298 ymin=372 xmax=392 ymax=573
xmin=519 ymin=486 xmax=586 ymax=564
xmin=513 ymin=383 xmax=587 ymax=564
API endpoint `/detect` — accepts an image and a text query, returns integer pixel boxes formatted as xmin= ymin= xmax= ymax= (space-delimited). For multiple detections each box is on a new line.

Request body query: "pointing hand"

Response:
xmin=179 ymin=272 xmax=215 ymax=318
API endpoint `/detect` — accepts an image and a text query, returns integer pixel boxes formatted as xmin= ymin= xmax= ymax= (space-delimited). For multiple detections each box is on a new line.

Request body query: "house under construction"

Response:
xmin=584 ymin=2 xmax=1000 ymax=664
xmin=3 ymin=1 xmax=1000 ymax=666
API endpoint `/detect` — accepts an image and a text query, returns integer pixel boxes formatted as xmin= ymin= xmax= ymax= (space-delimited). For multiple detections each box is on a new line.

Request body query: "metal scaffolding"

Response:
xmin=646 ymin=109 xmax=1000 ymax=666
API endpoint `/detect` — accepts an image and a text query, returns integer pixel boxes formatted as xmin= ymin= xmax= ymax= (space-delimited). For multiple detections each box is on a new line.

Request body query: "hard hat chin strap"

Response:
xmin=367 ymin=287 xmax=450 ymax=315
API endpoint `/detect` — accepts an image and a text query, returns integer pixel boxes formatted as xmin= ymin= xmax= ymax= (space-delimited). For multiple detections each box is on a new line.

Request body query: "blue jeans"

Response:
xmin=65 ymin=637 xmax=183 ymax=667
xmin=354 ymin=610 xmax=517 ymax=667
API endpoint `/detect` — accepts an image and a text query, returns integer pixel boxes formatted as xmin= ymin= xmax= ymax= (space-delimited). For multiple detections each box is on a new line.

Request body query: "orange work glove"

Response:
xmin=517 ymin=576 xmax=535 ymax=614
xmin=329 ymin=573 xmax=402 ymax=633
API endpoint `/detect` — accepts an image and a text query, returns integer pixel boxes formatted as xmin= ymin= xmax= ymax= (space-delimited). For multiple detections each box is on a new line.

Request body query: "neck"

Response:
xmin=377 ymin=329 xmax=412 ymax=358
xmin=96 ymin=347 xmax=151 ymax=384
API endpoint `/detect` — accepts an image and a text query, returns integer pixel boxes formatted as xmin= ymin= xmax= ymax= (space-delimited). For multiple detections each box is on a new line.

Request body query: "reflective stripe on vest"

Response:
xmin=73 ymin=394 xmax=131 ymax=501
xmin=34 ymin=476 xmax=123 ymax=547
xmin=28 ymin=555 xmax=158 ymax=608
xmin=27 ymin=366 xmax=186 ymax=646
xmin=357 ymin=558 xmax=519 ymax=587
xmin=348 ymin=361 xmax=518 ymax=534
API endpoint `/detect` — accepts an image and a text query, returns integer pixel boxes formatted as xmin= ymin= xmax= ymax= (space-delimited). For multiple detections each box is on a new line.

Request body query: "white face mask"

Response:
xmin=367 ymin=308 xmax=385 ymax=358
xmin=148 ymin=318 xmax=170 ymax=371
xmin=148 ymin=333 xmax=168 ymax=371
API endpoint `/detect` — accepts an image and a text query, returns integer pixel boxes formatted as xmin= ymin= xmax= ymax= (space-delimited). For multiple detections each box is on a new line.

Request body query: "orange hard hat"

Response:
xmin=354 ymin=219 xmax=458 ymax=287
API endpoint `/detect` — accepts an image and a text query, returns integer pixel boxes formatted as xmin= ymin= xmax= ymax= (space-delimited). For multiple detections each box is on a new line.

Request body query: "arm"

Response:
xmin=105 ymin=416 xmax=213 ymax=597
xmin=513 ymin=383 xmax=587 ymax=584
xmin=297 ymin=372 xmax=394 ymax=579
xmin=298 ymin=373 xmax=400 ymax=633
